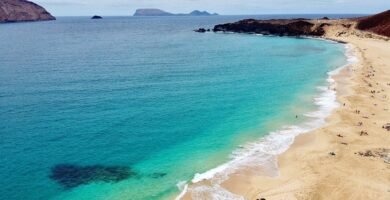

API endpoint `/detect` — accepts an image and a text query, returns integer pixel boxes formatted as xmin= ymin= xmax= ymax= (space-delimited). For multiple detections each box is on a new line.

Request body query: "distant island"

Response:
xmin=133 ymin=9 xmax=218 ymax=16
xmin=0 ymin=0 xmax=55 ymax=23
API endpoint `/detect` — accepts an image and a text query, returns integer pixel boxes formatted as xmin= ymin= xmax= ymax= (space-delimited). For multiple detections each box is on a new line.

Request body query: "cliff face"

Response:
xmin=357 ymin=10 xmax=390 ymax=37
xmin=0 ymin=0 xmax=55 ymax=23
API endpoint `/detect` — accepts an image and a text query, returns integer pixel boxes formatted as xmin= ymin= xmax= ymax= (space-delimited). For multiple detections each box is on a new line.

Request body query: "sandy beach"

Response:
xmin=181 ymin=20 xmax=390 ymax=200
xmin=2 ymin=1 xmax=390 ymax=199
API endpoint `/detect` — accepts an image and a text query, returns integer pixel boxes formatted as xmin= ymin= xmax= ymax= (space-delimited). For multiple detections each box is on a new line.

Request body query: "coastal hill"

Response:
xmin=133 ymin=9 xmax=218 ymax=16
xmin=0 ymin=0 xmax=55 ymax=23
xmin=356 ymin=10 xmax=390 ymax=37
xmin=209 ymin=10 xmax=390 ymax=39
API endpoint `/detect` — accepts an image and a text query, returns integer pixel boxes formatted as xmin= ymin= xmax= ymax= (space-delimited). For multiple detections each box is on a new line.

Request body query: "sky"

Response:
xmin=35 ymin=0 xmax=390 ymax=16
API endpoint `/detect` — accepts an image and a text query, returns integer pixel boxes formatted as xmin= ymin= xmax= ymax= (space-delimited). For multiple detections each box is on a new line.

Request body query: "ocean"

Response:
xmin=0 ymin=15 xmax=353 ymax=200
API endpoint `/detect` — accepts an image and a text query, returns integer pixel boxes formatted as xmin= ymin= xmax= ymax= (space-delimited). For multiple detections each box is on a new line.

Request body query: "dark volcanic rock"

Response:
xmin=91 ymin=15 xmax=103 ymax=19
xmin=213 ymin=19 xmax=325 ymax=36
xmin=194 ymin=28 xmax=207 ymax=33
xmin=342 ymin=24 xmax=352 ymax=28
xmin=357 ymin=10 xmax=390 ymax=37
xmin=210 ymin=10 xmax=390 ymax=38
xmin=49 ymin=164 xmax=136 ymax=189
xmin=319 ymin=23 xmax=331 ymax=27
xmin=0 ymin=0 xmax=55 ymax=23
xmin=383 ymin=123 xmax=390 ymax=131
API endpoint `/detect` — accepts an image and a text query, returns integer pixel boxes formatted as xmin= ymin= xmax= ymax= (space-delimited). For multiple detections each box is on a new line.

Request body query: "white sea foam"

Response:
xmin=175 ymin=181 xmax=188 ymax=200
xmin=191 ymin=185 xmax=245 ymax=200
xmin=176 ymin=43 xmax=358 ymax=200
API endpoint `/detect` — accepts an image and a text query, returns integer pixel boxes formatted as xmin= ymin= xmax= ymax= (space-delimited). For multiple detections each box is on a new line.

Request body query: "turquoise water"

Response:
xmin=0 ymin=16 xmax=347 ymax=200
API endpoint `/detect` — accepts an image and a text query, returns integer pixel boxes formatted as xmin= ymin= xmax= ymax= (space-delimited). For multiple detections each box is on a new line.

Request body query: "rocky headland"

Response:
xmin=0 ymin=0 xmax=55 ymax=23
xmin=213 ymin=18 xmax=327 ymax=36
xmin=197 ymin=10 xmax=390 ymax=39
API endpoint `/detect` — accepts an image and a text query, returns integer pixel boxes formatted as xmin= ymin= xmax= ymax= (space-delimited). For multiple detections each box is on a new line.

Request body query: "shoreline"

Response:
xmin=226 ymin=32 xmax=390 ymax=199
xmin=177 ymin=37 xmax=354 ymax=200
xmin=178 ymin=21 xmax=390 ymax=199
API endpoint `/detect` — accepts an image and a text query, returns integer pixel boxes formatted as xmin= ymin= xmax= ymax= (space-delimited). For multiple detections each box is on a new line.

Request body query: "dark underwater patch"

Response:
xmin=150 ymin=172 xmax=167 ymax=179
xmin=49 ymin=164 xmax=136 ymax=189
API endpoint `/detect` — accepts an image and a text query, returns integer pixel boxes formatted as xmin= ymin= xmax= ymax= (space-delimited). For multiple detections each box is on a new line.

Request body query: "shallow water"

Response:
xmin=0 ymin=16 xmax=348 ymax=200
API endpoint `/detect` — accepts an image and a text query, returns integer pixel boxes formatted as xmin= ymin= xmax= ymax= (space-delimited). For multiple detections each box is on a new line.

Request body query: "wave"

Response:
xmin=176 ymin=42 xmax=358 ymax=200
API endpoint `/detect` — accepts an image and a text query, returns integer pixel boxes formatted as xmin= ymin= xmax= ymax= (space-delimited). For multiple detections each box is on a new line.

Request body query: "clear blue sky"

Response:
xmin=35 ymin=0 xmax=390 ymax=16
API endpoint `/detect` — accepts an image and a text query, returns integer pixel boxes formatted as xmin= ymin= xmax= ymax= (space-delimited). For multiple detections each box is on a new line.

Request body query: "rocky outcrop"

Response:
xmin=208 ymin=10 xmax=390 ymax=38
xmin=0 ymin=0 xmax=55 ymax=23
xmin=91 ymin=15 xmax=103 ymax=19
xmin=356 ymin=10 xmax=390 ymax=37
xmin=133 ymin=8 xmax=218 ymax=16
xmin=213 ymin=19 xmax=326 ymax=36
xmin=194 ymin=28 xmax=211 ymax=33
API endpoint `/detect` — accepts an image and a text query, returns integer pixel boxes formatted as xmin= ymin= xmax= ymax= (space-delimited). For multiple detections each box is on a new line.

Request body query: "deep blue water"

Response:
xmin=0 ymin=15 xmax=348 ymax=200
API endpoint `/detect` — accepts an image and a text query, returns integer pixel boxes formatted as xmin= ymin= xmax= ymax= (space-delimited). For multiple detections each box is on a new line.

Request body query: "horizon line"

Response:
xmin=53 ymin=13 xmax=371 ymax=17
